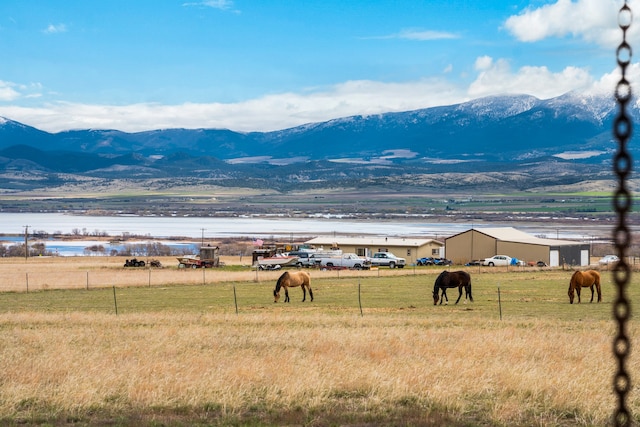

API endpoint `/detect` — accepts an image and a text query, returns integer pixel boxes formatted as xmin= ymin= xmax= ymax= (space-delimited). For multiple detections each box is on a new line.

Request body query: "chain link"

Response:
xmin=613 ymin=2 xmax=633 ymax=426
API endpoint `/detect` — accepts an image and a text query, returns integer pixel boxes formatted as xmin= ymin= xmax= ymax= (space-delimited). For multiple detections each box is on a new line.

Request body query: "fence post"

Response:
xmin=26 ymin=272 xmax=29 ymax=293
xmin=498 ymin=285 xmax=502 ymax=321
xmin=112 ymin=286 xmax=118 ymax=315
xmin=358 ymin=280 xmax=363 ymax=317
xmin=148 ymin=269 xmax=151 ymax=288
xmin=233 ymin=285 xmax=238 ymax=315
xmin=86 ymin=271 xmax=89 ymax=290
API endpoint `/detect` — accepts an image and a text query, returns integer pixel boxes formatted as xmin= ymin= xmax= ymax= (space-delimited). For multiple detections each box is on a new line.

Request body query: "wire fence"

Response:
xmin=0 ymin=270 xmax=440 ymax=314
xmin=0 ymin=262 xmax=572 ymax=294
xmin=0 ymin=264 xmax=618 ymax=321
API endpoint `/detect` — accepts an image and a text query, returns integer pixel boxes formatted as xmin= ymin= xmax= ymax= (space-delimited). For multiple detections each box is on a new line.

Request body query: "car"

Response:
xmin=481 ymin=255 xmax=525 ymax=267
xmin=370 ymin=252 xmax=406 ymax=268
xmin=599 ymin=255 xmax=620 ymax=265
xmin=416 ymin=257 xmax=434 ymax=266
xmin=287 ymin=251 xmax=316 ymax=267
xmin=433 ymin=257 xmax=452 ymax=266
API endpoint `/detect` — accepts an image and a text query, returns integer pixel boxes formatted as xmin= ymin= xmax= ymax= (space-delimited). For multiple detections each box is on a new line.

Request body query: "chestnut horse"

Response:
xmin=273 ymin=271 xmax=313 ymax=303
xmin=568 ymin=270 xmax=601 ymax=304
xmin=433 ymin=270 xmax=473 ymax=305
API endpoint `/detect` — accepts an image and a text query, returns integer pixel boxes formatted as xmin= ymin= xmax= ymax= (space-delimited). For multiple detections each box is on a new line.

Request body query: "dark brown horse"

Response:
xmin=568 ymin=270 xmax=601 ymax=304
xmin=433 ymin=270 xmax=473 ymax=305
xmin=273 ymin=271 xmax=313 ymax=303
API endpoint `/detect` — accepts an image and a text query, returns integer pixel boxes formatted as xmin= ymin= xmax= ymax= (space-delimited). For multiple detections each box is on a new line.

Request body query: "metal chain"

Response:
xmin=613 ymin=2 xmax=633 ymax=426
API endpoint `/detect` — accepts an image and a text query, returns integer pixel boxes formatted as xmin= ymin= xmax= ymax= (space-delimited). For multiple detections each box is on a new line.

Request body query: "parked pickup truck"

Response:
xmin=370 ymin=252 xmax=406 ymax=268
xmin=320 ymin=253 xmax=371 ymax=270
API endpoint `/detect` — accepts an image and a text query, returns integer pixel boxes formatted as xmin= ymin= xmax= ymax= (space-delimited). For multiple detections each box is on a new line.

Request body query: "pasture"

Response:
xmin=0 ymin=257 xmax=638 ymax=426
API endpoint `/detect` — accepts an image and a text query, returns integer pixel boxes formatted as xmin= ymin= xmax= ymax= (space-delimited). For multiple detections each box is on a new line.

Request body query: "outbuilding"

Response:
xmin=444 ymin=227 xmax=590 ymax=267
xmin=304 ymin=236 xmax=444 ymax=265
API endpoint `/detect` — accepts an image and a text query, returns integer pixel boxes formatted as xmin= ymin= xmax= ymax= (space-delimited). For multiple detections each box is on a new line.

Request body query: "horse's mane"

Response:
xmin=434 ymin=270 xmax=448 ymax=288
xmin=275 ymin=271 xmax=289 ymax=293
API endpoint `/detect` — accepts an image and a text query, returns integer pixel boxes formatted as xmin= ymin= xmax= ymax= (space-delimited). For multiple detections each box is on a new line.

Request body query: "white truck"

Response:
xmin=320 ymin=253 xmax=371 ymax=270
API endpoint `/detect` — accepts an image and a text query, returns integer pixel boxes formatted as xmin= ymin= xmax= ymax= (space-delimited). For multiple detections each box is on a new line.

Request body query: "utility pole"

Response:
xmin=200 ymin=228 xmax=205 ymax=247
xmin=24 ymin=225 xmax=29 ymax=261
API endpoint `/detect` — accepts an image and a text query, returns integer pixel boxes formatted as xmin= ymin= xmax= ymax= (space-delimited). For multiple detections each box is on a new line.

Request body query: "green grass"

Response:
xmin=0 ymin=269 xmax=620 ymax=322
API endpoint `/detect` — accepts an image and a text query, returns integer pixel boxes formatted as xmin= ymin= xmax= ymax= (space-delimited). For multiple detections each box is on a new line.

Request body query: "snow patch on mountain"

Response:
xmin=461 ymin=95 xmax=540 ymax=120
xmin=554 ymin=150 xmax=606 ymax=160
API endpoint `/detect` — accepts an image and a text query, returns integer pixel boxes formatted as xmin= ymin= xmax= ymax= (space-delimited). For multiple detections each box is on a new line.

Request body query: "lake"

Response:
xmin=0 ymin=212 xmax=620 ymax=256
xmin=0 ymin=212 xmax=480 ymax=238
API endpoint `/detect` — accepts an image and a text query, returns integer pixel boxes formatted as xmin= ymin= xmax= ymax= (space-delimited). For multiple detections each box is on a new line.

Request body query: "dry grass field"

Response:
xmin=0 ymin=256 xmax=638 ymax=426
xmin=0 ymin=255 xmax=450 ymax=292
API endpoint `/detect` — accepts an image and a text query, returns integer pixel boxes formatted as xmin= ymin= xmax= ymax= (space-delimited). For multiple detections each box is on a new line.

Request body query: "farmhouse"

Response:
xmin=303 ymin=236 xmax=444 ymax=265
xmin=444 ymin=227 xmax=590 ymax=267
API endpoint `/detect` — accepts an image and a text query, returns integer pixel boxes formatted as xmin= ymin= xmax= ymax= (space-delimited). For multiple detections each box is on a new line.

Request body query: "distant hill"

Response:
xmin=0 ymin=92 xmax=634 ymax=193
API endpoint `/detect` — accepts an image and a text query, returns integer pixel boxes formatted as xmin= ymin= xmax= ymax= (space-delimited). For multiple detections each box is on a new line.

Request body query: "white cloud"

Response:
xmin=474 ymin=56 xmax=494 ymax=71
xmin=0 ymin=81 xmax=43 ymax=102
xmin=395 ymin=29 xmax=459 ymax=41
xmin=590 ymin=61 xmax=640 ymax=95
xmin=183 ymin=0 xmax=236 ymax=11
xmin=0 ymin=81 xmax=21 ymax=101
xmin=468 ymin=56 xmax=594 ymax=99
xmin=0 ymin=59 xmax=631 ymax=133
xmin=504 ymin=0 xmax=640 ymax=48
xmin=0 ymin=79 xmax=466 ymax=132
xmin=43 ymin=23 xmax=67 ymax=34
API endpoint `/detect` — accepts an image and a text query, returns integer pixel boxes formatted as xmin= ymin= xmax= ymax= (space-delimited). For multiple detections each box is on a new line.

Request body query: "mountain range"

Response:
xmin=0 ymin=92 xmax=636 ymax=193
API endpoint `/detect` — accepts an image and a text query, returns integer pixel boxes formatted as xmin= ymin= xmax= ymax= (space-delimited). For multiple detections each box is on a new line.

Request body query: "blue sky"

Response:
xmin=0 ymin=0 xmax=636 ymax=132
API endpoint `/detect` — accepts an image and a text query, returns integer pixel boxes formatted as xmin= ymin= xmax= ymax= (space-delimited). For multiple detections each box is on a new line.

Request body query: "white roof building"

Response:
xmin=304 ymin=236 xmax=444 ymax=263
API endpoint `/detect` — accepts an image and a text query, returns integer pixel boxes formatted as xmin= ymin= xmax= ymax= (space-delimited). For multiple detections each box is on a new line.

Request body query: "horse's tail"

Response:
xmin=592 ymin=270 xmax=602 ymax=302
xmin=467 ymin=277 xmax=473 ymax=302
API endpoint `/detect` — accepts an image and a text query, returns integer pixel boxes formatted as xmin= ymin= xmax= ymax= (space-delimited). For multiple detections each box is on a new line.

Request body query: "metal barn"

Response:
xmin=444 ymin=227 xmax=590 ymax=267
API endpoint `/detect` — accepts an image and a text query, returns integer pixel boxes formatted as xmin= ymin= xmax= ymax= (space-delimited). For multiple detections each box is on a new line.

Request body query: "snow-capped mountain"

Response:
xmin=0 ymin=92 xmax=634 ymax=174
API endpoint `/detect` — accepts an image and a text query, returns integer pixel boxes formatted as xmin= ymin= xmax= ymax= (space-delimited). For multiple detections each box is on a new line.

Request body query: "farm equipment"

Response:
xmin=178 ymin=246 xmax=221 ymax=269
xmin=124 ymin=258 xmax=145 ymax=267
xmin=124 ymin=258 xmax=162 ymax=268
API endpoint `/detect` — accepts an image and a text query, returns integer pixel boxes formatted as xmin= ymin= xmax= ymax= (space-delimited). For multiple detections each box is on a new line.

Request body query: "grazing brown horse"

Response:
xmin=433 ymin=270 xmax=473 ymax=305
xmin=568 ymin=270 xmax=601 ymax=304
xmin=273 ymin=271 xmax=313 ymax=303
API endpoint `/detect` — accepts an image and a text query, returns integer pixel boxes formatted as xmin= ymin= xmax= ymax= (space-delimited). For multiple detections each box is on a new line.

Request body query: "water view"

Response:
xmin=0 ymin=212 xmax=621 ymax=256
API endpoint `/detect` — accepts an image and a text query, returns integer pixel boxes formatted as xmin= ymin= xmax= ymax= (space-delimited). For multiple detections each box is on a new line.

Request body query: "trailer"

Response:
xmin=178 ymin=246 xmax=221 ymax=268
